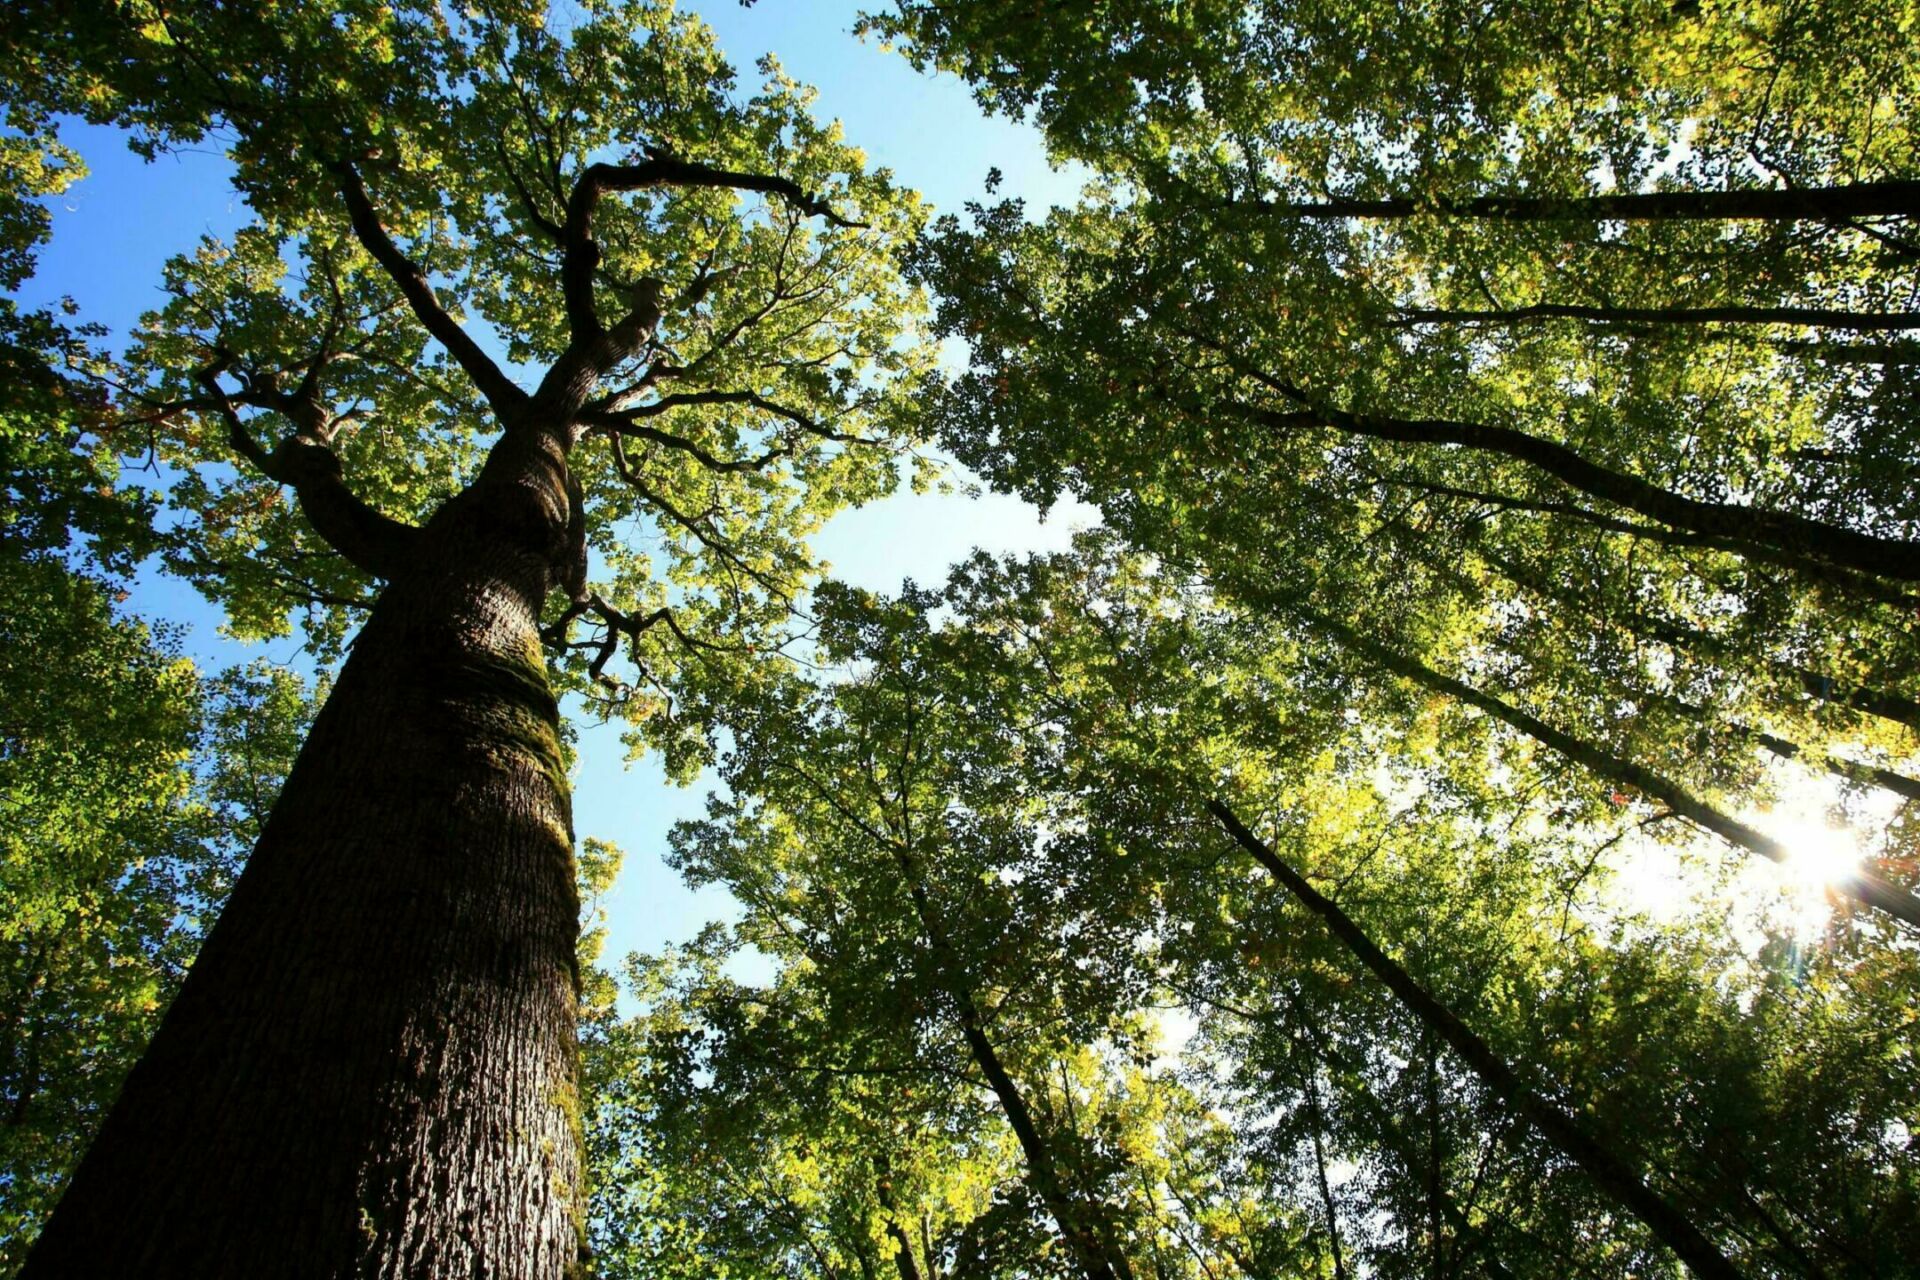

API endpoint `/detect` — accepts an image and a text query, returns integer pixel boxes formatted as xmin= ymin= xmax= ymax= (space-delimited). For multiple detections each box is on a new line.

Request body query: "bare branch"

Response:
xmin=327 ymin=159 xmax=528 ymax=415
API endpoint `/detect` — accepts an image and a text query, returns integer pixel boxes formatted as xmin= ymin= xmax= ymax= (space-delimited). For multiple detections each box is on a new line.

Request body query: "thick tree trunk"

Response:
xmin=23 ymin=446 xmax=587 ymax=1278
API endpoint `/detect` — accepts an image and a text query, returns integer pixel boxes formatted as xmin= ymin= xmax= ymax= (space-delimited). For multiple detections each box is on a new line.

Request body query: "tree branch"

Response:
xmin=1208 ymin=799 xmax=1743 ymax=1280
xmin=1232 ymin=392 xmax=1920 ymax=582
xmin=560 ymin=155 xmax=868 ymax=347
xmin=327 ymin=159 xmax=528 ymax=415
xmin=1392 ymin=301 xmax=1920 ymax=331
xmin=1228 ymin=179 xmax=1920 ymax=224
xmin=196 ymin=364 xmax=420 ymax=580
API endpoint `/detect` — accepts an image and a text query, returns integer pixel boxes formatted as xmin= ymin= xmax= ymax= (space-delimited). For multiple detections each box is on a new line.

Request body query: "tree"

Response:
xmin=875 ymin=0 xmax=1920 ymax=928
xmin=588 ymin=540 xmax=1920 ymax=1276
xmin=1 ymin=2 xmax=927 ymax=1273
xmin=900 ymin=542 xmax=1920 ymax=1276
xmin=0 ymin=620 xmax=312 ymax=1274
xmin=586 ymin=573 xmax=1317 ymax=1280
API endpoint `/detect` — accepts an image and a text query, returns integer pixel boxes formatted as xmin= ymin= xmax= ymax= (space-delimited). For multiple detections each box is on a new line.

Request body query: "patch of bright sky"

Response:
xmin=1593 ymin=756 xmax=1891 ymax=950
xmin=17 ymin=2 xmax=1100 ymax=964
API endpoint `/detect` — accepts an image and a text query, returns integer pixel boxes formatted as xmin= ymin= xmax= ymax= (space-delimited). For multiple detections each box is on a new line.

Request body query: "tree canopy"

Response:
xmin=2 ymin=1 xmax=1917 ymax=1277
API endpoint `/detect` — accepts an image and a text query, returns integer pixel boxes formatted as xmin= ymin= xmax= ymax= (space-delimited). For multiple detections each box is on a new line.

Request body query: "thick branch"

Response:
xmin=1233 ymin=179 xmax=1920 ymax=224
xmin=1729 ymin=723 xmax=1920 ymax=804
xmin=1208 ymin=800 xmax=1742 ymax=1280
xmin=327 ymin=160 xmax=527 ymax=414
xmin=197 ymin=369 xmax=418 ymax=580
xmin=1373 ymin=471 xmax=1920 ymax=608
xmin=560 ymin=156 xmax=866 ymax=346
xmin=1464 ymin=540 xmax=1920 ymax=732
xmin=1393 ymin=302 xmax=1920 ymax=331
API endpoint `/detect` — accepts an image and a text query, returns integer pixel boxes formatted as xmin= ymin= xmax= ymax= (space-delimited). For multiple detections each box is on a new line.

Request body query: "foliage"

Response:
xmin=5 ymin=1 xmax=1920 ymax=1276
xmin=877 ymin=0 xmax=1920 ymax=931
xmin=0 ymin=554 xmax=313 ymax=1272
xmin=7 ymin=0 xmax=931 ymax=764
xmin=585 ymin=542 xmax=1920 ymax=1277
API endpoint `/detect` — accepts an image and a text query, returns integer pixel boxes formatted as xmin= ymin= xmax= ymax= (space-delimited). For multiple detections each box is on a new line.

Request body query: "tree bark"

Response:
xmin=1207 ymin=801 xmax=1743 ymax=1280
xmin=22 ymin=437 xmax=588 ymax=1278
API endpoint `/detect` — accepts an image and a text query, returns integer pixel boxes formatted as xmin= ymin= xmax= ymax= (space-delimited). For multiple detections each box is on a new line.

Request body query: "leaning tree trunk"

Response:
xmin=23 ymin=436 xmax=587 ymax=1278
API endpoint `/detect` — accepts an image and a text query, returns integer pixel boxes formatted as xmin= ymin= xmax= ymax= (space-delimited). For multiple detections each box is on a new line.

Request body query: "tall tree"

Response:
xmin=875 ymin=0 xmax=1920 ymax=928
xmin=1 ymin=2 xmax=926 ymax=1273
xmin=924 ymin=541 xmax=1920 ymax=1276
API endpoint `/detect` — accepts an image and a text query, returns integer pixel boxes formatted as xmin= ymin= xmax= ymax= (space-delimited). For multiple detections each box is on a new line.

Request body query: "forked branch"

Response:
xmin=196 ymin=362 xmax=420 ymax=580
xmin=560 ymin=155 xmax=868 ymax=346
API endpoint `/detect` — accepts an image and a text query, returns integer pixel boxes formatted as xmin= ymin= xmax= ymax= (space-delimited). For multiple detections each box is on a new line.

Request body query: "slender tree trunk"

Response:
xmin=1295 ymin=1016 xmax=1521 ymax=1280
xmin=1248 ymin=401 xmax=1920 ymax=581
xmin=1296 ymin=608 xmax=1920 ymax=928
xmin=875 ymin=1163 xmax=928 ymax=1280
xmin=1745 ymin=728 xmax=1920 ymax=802
xmin=1465 ymin=542 xmax=1920 ymax=734
xmin=952 ymin=1004 xmax=1131 ymax=1280
xmin=892 ymin=840 xmax=1130 ymax=1280
xmin=23 ymin=439 xmax=587 ymax=1278
xmin=1392 ymin=302 xmax=1920 ymax=331
xmin=1775 ymin=340 xmax=1920 ymax=365
xmin=1207 ymin=801 xmax=1743 ymax=1280
xmin=1233 ymin=180 xmax=1920 ymax=223
xmin=1297 ymin=1055 xmax=1349 ymax=1280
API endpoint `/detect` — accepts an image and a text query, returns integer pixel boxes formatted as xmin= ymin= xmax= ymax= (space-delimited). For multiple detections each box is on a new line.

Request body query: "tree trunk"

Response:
xmin=1295 ymin=607 xmax=1920 ymax=928
xmin=1393 ymin=302 xmax=1920 ymax=331
xmin=1248 ymin=401 xmax=1920 ymax=581
xmin=23 ymin=445 xmax=587 ymax=1278
xmin=1207 ymin=801 xmax=1743 ymax=1280
xmin=891 ymin=839 xmax=1130 ymax=1280
xmin=952 ymin=1004 xmax=1132 ymax=1280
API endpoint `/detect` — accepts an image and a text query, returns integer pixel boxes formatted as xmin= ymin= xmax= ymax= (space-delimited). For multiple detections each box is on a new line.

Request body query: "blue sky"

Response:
xmin=19 ymin=1 xmax=1098 ymax=966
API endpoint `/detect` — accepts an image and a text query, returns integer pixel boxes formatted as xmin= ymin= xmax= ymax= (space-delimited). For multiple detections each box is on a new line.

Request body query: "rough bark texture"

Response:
xmin=22 ymin=442 xmax=587 ymax=1278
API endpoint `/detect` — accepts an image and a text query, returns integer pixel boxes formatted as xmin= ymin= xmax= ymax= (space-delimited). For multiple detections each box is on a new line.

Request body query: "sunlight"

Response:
xmin=1594 ymin=771 xmax=1888 ymax=942
xmin=1773 ymin=816 xmax=1868 ymax=904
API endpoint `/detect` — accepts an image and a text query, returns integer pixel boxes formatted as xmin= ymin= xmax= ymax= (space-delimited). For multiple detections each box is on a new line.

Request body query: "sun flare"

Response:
xmin=1775 ymin=819 xmax=1867 ymax=897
